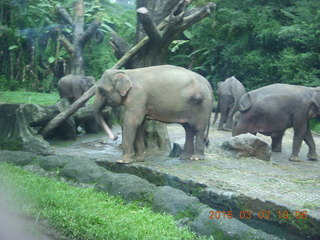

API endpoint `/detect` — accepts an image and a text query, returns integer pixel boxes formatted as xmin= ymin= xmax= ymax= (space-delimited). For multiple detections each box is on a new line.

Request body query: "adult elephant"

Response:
xmin=233 ymin=83 xmax=320 ymax=162
xmin=212 ymin=76 xmax=246 ymax=131
xmin=58 ymin=75 xmax=96 ymax=104
xmin=93 ymin=65 xmax=213 ymax=164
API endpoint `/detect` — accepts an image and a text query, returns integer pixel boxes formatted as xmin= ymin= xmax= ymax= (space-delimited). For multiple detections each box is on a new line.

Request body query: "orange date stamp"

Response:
xmin=208 ymin=210 xmax=308 ymax=220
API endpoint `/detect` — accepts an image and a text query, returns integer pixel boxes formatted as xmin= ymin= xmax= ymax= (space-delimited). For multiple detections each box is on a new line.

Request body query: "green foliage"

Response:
xmin=170 ymin=0 xmax=320 ymax=91
xmin=0 ymin=163 xmax=210 ymax=240
xmin=0 ymin=0 xmax=136 ymax=92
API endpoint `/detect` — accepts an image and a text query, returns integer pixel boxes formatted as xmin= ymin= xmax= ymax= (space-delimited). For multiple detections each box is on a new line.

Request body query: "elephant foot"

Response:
xmin=190 ymin=154 xmax=205 ymax=161
xmin=307 ymin=153 xmax=319 ymax=161
xmin=179 ymin=153 xmax=192 ymax=160
xmin=116 ymin=155 xmax=144 ymax=164
xmin=289 ymin=156 xmax=302 ymax=162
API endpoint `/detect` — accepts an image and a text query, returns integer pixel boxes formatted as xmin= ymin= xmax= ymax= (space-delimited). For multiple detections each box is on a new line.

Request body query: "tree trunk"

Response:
xmin=56 ymin=0 xmax=101 ymax=75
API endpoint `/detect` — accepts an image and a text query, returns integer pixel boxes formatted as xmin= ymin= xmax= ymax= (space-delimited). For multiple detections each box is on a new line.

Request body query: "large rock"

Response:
xmin=95 ymin=172 xmax=157 ymax=203
xmin=190 ymin=207 xmax=280 ymax=239
xmin=38 ymin=155 xmax=77 ymax=170
xmin=0 ymin=150 xmax=36 ymax=166
xmin=222 ymin=133 xmax=271 ymax=161
xmin=60 ymin=159 xmax=105 ymax=183
xmin=152 ymin=186 xmax=202 ymax=219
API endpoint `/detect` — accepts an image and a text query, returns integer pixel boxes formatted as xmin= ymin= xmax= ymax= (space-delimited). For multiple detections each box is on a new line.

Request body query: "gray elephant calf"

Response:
xmin=58 ymin=75 xmax=96 ymax=104
xmin=212 ymin=76 xmax=246 ymax=131
xmin=233 ymin=83 xmax=320 ymax=162
xmin=93 ymin=65 xmax=214 ymax=164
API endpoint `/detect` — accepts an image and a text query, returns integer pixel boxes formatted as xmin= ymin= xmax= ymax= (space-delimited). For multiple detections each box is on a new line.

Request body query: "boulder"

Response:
xmin=38 ymin=155 xmax=77 ymax=170
xmin=95 ymin=172 xmax=157 ymax=203
xmin=0 ymin=150 xmax=36 ymax=166
xmin=222 ymin=133 xmax=271 ymax=161
xmin=60 ymin=159 xmax=105 ymax=183
xmin=152 ymin=186 xmax=202 ymax=220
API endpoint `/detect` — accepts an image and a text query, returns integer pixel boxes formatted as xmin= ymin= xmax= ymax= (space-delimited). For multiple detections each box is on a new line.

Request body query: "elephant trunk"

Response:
xmin=94 ymin=108 xmax=118 ymax=141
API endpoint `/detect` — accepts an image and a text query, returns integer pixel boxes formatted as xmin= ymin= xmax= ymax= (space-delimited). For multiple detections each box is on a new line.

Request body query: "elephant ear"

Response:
xmin=309 ymin=89 xmax=320 ymax=118
xmin=239 ymin=93 xmax=252 ymax=112
xmin=113 ymin=72 xmax=133 ymax=97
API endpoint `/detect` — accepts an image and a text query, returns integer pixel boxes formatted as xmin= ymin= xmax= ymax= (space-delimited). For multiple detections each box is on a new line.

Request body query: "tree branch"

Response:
xmin=110 ymin=32 xmax=131 ymax=60
xmin=137 ymin=7 xmax=163 ymax=44
xmin=55 ymin=4 xmax=73 ymax=25
xmin=181 ymin=3 xmax=216 ymax=30
xmin=79 ymin=19 xmax=101 ymax=45
xmin=58 ymin=35 xmax=75 ymax=54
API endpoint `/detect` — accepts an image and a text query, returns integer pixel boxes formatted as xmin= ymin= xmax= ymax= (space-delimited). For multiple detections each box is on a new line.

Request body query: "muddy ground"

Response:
xmin=52 ymin=118 xmax=320 ymax=238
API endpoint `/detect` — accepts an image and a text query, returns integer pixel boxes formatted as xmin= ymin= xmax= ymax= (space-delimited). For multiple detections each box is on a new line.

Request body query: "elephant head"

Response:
xmin=308 ymin=89 xmax=320 ymax=118
xmin=93 ymin=70 xmax=133 ymax=140
xmin=80 ymin=76 xmax=96 ymax=92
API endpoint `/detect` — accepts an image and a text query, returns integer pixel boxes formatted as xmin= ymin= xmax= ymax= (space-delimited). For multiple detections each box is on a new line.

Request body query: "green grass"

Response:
xmin=0 ymin=163 xmax=210 ymax=240
xmin=0 ymin=91 xmax=59 ymax=105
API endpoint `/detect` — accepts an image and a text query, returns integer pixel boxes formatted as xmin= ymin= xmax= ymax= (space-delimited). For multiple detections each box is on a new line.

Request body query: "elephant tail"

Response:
xmin=212 ymin=100 xmax=219 ymax=126
xmin=205 ymin=103 xmax=213 ymax=147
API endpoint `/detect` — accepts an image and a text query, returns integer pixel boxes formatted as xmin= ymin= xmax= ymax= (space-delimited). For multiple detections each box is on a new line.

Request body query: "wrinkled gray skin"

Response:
xmin=58 ymin=75 xmax=96 ymax=104
xmin=233 ymin=83 xmax=320 ymax=162
xmin=93 ymin=65 xmax=213 ymax=164
xmin=212 ymin=76 xmax=246 ymax=131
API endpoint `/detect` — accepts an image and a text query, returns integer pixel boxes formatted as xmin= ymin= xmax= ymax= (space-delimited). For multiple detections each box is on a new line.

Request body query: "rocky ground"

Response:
xmin=50 ymin=120 xmax=320 ymax=240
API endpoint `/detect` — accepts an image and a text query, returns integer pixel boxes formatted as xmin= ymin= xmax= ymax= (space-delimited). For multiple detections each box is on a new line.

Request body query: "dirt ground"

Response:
xmin=53 ymin=118 xmax=320 ymax=221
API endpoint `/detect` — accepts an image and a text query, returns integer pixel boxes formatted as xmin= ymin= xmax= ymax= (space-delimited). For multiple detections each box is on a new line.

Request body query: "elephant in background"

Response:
xmin=212 ymin=76 xmax=246 ymax=131
xmin=233 ymin=83 xmax=320 ymax=162
xmin=58 ymin=75 xmax=96 ymax=104
xmin=93 ymin=65 xmax=213 ymax=164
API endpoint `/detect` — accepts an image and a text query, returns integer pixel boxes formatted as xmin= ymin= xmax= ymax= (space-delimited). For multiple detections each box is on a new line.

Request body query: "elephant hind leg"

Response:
xmin=191 ymin=129 xmax=205 ymax=160
xmin=180 ymin=124 xmax=194 ymax=159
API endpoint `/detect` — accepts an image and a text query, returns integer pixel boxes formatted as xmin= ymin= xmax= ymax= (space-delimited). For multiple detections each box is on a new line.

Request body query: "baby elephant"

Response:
xmin=58 ymin=75 xmax=96 ymax=104
xmin=212 ymin=76 xmax=246 ymax=131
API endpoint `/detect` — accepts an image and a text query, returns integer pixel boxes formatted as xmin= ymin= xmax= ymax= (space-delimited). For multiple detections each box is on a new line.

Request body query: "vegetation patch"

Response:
xmin=0 ymin=91 xmax=59 ymax=106
xmin=0 ymin=163 xmax=209 ymax=240
xmin=0 ymin=138 xmax=23 ymax=151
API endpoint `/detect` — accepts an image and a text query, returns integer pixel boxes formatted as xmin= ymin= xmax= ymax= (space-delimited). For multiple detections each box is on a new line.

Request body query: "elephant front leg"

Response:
xmin=304 ymin=128 xmax=319 ymax=161
xmin=134 ymin=121 xmax=146 ymax=161
xmin=117 ymin=112 xmax=144 ymax=164
xmin=289 ymin=128 xmax=305 ymax=162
